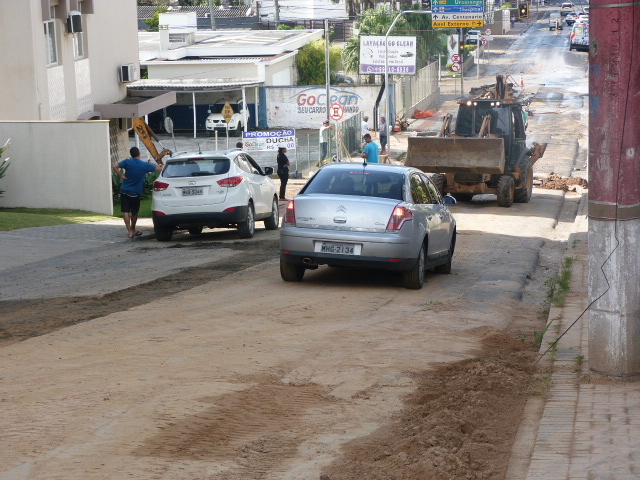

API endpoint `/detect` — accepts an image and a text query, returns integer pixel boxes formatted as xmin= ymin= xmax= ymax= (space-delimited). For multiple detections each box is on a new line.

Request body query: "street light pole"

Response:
xmin=384 ymin=10 xmax=431 ymax=158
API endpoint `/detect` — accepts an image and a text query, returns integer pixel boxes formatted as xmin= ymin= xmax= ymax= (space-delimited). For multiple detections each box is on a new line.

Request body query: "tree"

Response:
xmin=145 ymin=6 xmax=170 ymax=31
xmin=295 ymin=39 xmax=342 ymax=86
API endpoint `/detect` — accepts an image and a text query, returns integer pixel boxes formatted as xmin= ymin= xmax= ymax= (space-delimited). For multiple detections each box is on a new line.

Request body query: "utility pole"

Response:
xmin=325 ymin=19 xmax=331 ymax=124
xmin=274 ymin=0 xmax=280 ymax=26
xmin=588 ymin=0 xmax=640 ymax=379
xmin=208 ymin=0 xmax=216 ymax=31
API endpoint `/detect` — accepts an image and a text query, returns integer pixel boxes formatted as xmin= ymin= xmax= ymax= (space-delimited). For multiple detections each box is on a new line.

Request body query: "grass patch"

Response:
xmin=0 ymin=208 xmax=115 ymax=231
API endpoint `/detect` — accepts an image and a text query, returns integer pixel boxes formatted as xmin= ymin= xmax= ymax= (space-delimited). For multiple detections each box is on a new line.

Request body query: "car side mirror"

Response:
xmin=207 ymin=110 xmax=212 ymax=114
xmin=263 ymin=166 xmax=274 ymax=176
xmin=443 ymin=194 xmax=457 ymax=206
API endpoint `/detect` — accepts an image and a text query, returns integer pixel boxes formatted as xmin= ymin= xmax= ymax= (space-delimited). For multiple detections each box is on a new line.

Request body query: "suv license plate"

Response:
xmin=182 ymin=187 xmax=203 ymax=196
xmin=318 ymin=242 xmax=359 ymax=255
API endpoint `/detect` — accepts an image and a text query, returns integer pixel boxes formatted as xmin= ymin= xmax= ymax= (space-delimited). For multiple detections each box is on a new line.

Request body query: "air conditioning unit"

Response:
xmin=119 ymin=64 xmax=139 ymax=83
xmin=67 ymin=11 xmax=83 ymax=33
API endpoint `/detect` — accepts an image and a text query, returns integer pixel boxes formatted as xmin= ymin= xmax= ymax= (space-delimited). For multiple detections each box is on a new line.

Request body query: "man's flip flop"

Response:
xmin=134 ymin=231 xmax=143 ymax=236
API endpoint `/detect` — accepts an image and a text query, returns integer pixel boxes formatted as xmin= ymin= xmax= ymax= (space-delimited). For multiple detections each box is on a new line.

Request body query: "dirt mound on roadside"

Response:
xmin=539 ymin=173 xmax=588 ymax=191
xmin=321 ymin=332 xmax=537 ymax=480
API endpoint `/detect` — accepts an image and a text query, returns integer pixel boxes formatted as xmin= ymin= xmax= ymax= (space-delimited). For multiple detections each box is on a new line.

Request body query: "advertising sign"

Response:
xmin=359 ymin=36 xmax=417 ymax=75
xmin=242 ymin=130 xmax=296 ymax=152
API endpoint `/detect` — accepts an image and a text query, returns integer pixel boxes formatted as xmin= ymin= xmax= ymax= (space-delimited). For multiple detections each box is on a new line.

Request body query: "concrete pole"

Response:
xmin=208 ymin=0 xmax=216 ymax=30
xmin=274 ymin=0 xmax=280 ymax=26
xmin=588 ymin=0 xmax=640 ymax=379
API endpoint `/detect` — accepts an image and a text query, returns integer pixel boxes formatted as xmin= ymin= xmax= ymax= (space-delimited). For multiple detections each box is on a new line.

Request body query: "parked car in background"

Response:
xmin=152 ymin=150 xmax=279 ymax=241
xmin=565 ymin=13 xmax=577 ymax=26
xmin=279 ymin=163 xmax=457 ymax=290
xmin=569 ymin=22 xmax=590 ymax=51
xmin=205 ymin=99 xmax=249 ymax=136
xmin=577 ymin=13 xmax=589 ymax=23
xmin=466 ymin=29 xmax=481 ymax=45
xmin=560 ymin=2 xmax=575 ymax=15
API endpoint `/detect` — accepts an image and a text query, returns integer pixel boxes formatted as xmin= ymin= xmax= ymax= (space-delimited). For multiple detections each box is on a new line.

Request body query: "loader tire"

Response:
xmin=431 ymin=174 xmax=446 ymax=197
xmin=497 ymin=175 xmax=515 ymax=207
xmin=514 ymin=160 xmax=533 ymax=203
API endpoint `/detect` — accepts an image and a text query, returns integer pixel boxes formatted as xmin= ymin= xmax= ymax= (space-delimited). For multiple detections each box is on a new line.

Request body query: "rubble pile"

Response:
xmin=538 ymin=173 xmax=588 ymax=191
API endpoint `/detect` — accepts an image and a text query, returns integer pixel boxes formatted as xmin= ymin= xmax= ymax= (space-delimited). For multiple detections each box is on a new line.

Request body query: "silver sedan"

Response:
xmin=279 ymin=163 xmax=457 ymax=289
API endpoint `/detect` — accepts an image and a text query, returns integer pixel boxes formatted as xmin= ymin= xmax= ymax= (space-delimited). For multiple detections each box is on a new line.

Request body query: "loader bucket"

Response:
xmin=406 ymin=136 xmax=506 ymax=174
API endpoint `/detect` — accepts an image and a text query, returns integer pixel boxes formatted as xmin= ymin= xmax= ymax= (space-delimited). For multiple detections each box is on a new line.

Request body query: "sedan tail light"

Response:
xmin=386 ymin=205 xmax=413 ymax=231
xmin=284 ymin=200 xmax=296 ymax=225
xmin=217 ymin=176 xmax=244 ymax=187
xmin=154 ymin=181 xmax=169 ymax=191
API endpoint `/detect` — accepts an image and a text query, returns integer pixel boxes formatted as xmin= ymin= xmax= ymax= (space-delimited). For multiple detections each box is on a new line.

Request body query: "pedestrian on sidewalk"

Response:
xmin=379 ymin=116 xmax=388 ymax=156
xmin=112 ymin=147 xmax=162 ymax=238
xmin=361 ymin=133 xmax=380 ymax=164
xmin=276 ymin=144 xmax=290 ymax=201
xmin=361 ymin=116 xmax=370 ymax=138
xmin=319 ymin=120 xmax=333 ymax=162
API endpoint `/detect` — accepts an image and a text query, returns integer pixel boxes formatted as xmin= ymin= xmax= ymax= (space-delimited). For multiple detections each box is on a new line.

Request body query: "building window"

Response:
xmin=73 ymin=31 xmax=86 ymax=59
xmin=44 ymin=20 xmax=58 ymax=66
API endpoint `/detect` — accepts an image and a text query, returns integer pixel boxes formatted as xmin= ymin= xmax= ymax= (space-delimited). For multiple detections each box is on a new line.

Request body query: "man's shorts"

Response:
xmin=120 ymin=191 xmax=141 ymax=215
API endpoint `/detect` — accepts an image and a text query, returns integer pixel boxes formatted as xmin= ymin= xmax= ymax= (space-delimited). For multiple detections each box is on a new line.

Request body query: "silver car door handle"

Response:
xmin=333 ymin=216 xmax=347 ymax=223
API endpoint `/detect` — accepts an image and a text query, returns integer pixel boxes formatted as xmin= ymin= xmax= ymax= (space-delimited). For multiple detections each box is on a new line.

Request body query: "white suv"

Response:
xmin=205 ymin=99 xmax=249 ymax=135
xmin=152 ymin=150 xmax=279 ymax=241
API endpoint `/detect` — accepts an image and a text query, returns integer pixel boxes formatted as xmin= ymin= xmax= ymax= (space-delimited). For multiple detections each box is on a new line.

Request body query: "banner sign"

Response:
xmin=359 ymin=36 xmax=417 ymax=75
xmin=242 ymin=129 xmax=296 ymax=152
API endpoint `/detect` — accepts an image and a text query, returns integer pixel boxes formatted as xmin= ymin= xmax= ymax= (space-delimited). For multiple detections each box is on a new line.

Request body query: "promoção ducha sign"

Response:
xmin=242 ymin=129 xmax=296 ymax=152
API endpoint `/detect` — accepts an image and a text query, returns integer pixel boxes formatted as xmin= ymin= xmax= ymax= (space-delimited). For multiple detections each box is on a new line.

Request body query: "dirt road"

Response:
xmin=0 ymin=14 xmax=589 ymax=480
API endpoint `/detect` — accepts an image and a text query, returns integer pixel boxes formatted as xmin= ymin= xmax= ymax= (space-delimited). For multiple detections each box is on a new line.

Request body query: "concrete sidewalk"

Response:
xmin=521 ymin=196 xmax=640 ymax=480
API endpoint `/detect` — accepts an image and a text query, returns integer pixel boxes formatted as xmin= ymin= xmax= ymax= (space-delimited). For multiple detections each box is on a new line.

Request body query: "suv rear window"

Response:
xmin=163 ymin=158 xmax=230 ymax=178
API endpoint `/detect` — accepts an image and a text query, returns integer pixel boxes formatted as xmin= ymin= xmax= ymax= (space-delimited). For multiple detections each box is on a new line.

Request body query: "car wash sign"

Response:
xmin=242 ymin=130 xmax=296 ymax=152
xmin=359 ymin=36 xmax=417 ymax=75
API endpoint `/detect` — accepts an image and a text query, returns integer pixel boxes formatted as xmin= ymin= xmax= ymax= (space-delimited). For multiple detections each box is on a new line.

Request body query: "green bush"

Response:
xmin=0 ymin=139 xmax=11 ymax=197
xmin=296 ymin=39 xmax=342 ymax=85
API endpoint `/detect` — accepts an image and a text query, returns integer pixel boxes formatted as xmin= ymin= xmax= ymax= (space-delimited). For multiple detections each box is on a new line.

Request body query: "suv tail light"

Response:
xmin=284 ymin=200 xmax=296 ymax=225
xmin=386 ymin=206 xmax=413 ymax=231
xmin=217 ymin=176 xmax=244 ymax=187
xmin=154 ymin=181 xmax=169 ymax=191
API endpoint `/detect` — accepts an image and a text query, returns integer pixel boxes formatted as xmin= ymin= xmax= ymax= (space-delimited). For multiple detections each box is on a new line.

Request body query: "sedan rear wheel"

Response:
xmin=187 ymin=226 xmax=203 ymax=235
xmin=280 ymin=257 xmax=305 ymax=282
xmin=402 ymin=244 xmax=425 ymax=290
xmin=264 ymin=197 xmax=280 ymax=230
xmin=238 ymin=203 xmax=255 ymax=238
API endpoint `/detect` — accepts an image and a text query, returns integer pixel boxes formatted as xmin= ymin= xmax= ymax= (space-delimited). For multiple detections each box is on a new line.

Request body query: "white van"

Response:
xmin=549 ymin=13 xmax=563 ymax=30
xmin=560 ymin=2 xmax=575 ymax=16
xmin=466 ymin=30 xmax=481 ymax=45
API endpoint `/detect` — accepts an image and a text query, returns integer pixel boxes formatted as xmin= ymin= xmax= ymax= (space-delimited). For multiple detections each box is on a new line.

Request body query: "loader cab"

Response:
xmin=454 ymin=100 xmax=527 ymax=166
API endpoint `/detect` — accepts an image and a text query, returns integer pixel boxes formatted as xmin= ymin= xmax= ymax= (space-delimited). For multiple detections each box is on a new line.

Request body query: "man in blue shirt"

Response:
xmin=361 ymin=133 xmax=380 ymax=163
xmin=112 ymin=147 xmax=162 ymax=238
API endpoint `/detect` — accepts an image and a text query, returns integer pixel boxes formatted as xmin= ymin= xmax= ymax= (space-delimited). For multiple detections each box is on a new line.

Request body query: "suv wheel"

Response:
xmin=155 ymin=225 xmax=173 ymax=242
xmin=238 ymin=203 xmax=255 ymax=238
xmin=264 ymin=197 xmax=280 ymax=230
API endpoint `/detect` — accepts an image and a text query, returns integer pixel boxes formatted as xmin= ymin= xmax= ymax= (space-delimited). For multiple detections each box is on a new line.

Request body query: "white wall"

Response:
xmin=266 ymin=85 xmax=387 ymax=128
xmin=0 ymin=122 xmax=113 ymax=215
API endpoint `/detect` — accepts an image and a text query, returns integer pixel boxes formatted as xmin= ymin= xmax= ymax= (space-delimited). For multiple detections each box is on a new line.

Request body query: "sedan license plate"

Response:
xmin=182 ymin=187 xmax=203 ymax=196
xmin=317 ymin=242 xmax=360 ymax=255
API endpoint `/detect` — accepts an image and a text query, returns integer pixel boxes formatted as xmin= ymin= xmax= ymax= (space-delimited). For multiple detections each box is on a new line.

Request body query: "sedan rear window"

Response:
xmin=304 ymin=169 xmax=404 ymax=200
xmin=163 ymin=158 xmax=230 ymax=178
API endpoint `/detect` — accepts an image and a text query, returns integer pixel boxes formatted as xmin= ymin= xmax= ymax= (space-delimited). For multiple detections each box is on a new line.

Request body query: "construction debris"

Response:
xmin=538 ymin=173 xmax=588 ymax=191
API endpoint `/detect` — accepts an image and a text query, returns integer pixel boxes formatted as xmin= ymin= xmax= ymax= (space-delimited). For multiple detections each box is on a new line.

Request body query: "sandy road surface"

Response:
xmin=0 ymin=186 xmax=582 ymax=480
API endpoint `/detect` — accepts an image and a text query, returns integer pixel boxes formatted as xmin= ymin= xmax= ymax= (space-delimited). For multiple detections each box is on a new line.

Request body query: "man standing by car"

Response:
xmin=379 ymin=116 xmax=389 ymax=157
xmin=319 ymin=120 xmax=333 ymax=162
xmin=112 ymin=147 xmax=162 ymax=238
xmin=277 ymin=144 xmax=291 ymax=201
xmin=361 ymin=133 xmax=379 ymax=164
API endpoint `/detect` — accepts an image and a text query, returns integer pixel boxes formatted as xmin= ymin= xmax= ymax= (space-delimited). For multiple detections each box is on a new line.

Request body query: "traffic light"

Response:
xmin=518 ymin=2 xmax=529 ymax=19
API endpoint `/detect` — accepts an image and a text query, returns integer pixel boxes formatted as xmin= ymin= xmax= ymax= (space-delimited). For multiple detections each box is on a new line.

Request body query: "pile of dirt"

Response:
xmin=538 ymin=173 xmax=588 ymax=192
xmin=321 ymin=331 xmax=538 ymax=480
